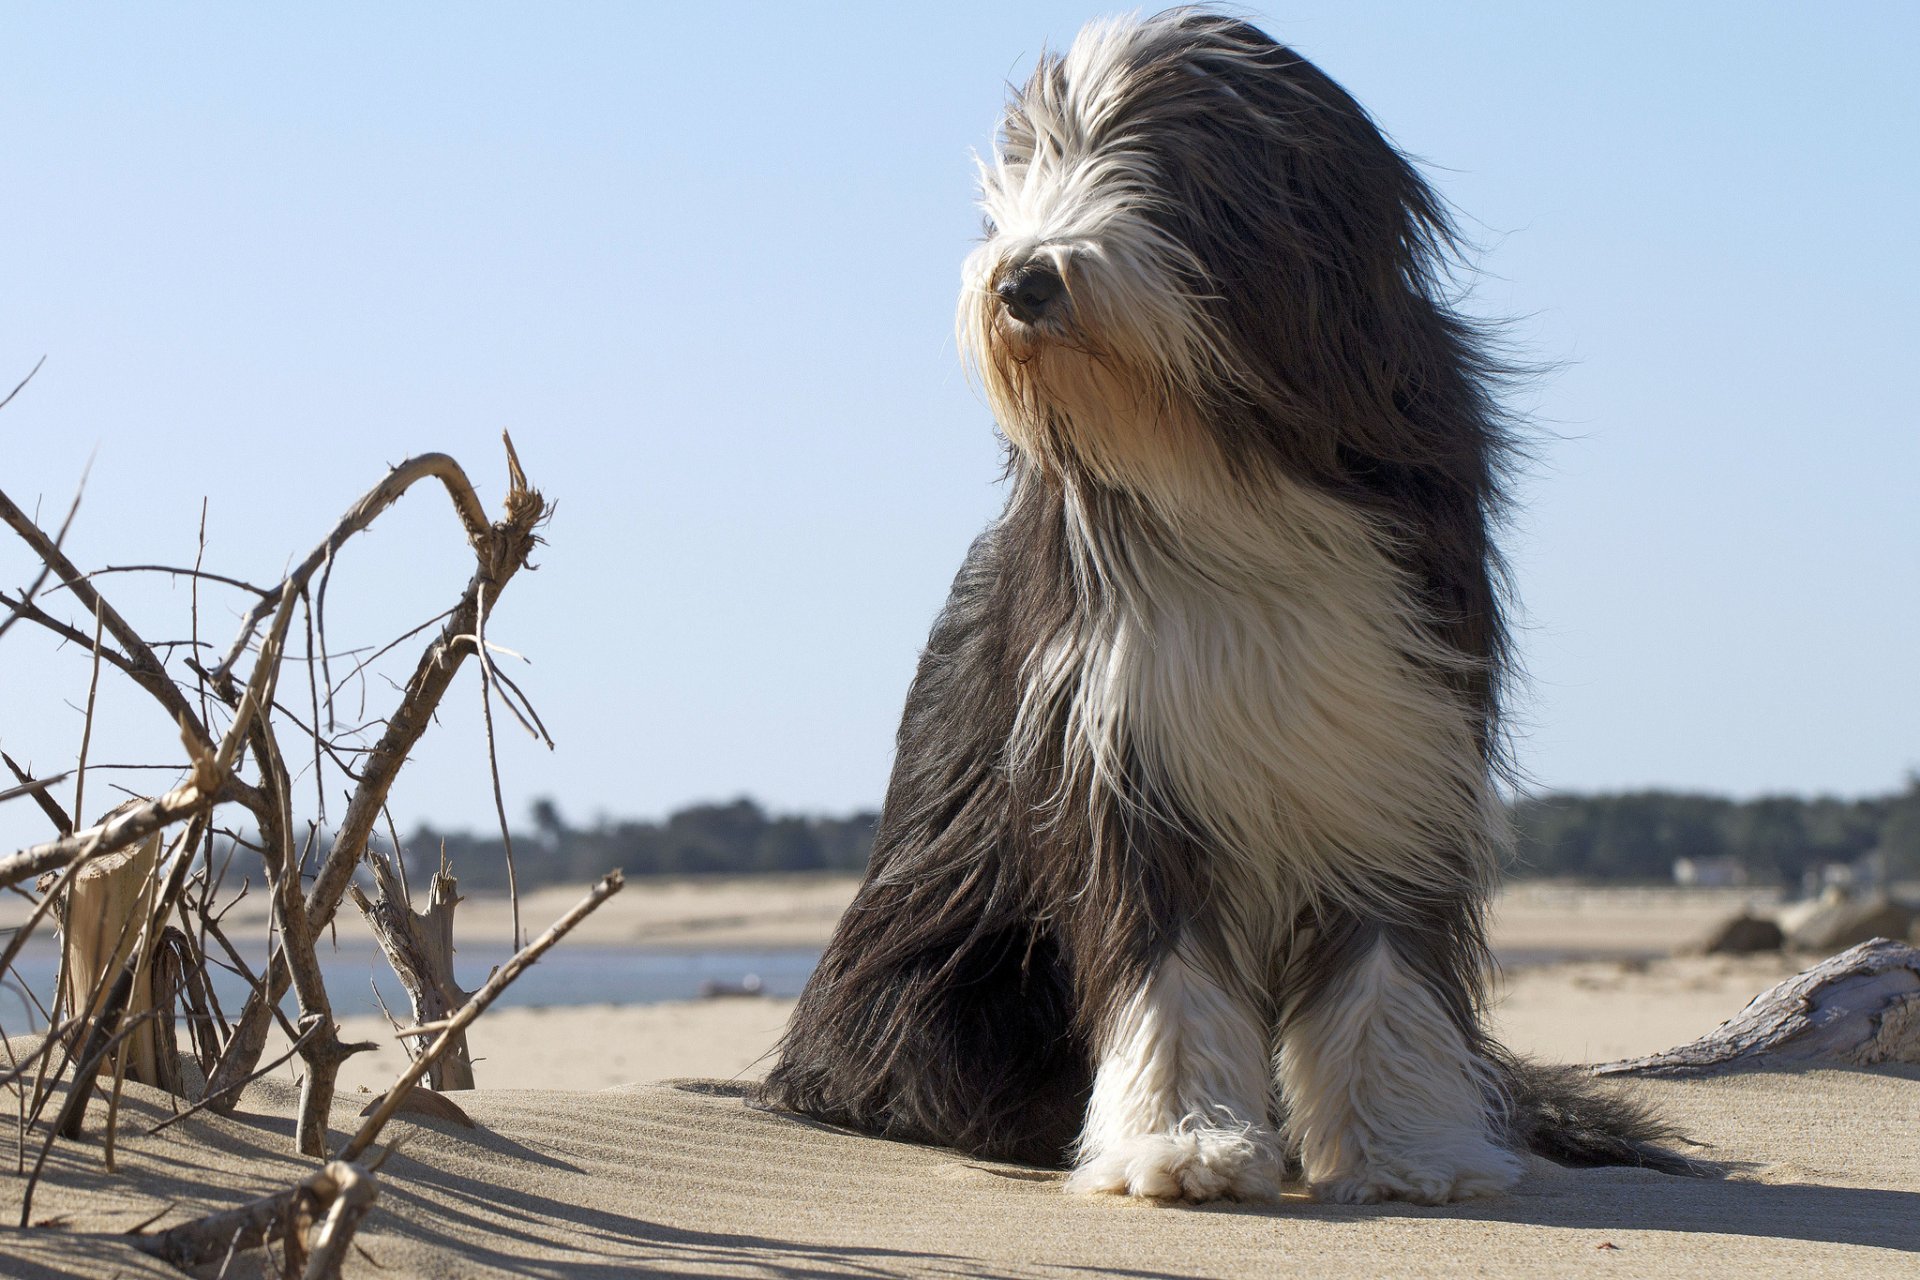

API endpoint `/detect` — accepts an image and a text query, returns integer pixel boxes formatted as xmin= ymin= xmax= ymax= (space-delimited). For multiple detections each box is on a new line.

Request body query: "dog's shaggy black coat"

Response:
xmin=755 ymin=9 xmax=1690 ymax=1185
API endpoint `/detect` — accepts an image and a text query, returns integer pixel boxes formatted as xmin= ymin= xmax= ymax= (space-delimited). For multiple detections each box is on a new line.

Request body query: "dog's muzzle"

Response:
xmin=995 ymin=261 xmax=1065 ymax=325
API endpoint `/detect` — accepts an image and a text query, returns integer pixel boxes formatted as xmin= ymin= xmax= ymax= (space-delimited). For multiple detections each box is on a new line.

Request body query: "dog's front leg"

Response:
xmin=1278 ymin=922 xmax=1522 ymax=1204
xmin=1067 ymin=949 xmax=1281 ymax=1201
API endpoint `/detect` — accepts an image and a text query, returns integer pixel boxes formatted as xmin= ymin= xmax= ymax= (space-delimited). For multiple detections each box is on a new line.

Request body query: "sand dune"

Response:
xmin=6 ymin=1062 xmax=1916 ymax=1278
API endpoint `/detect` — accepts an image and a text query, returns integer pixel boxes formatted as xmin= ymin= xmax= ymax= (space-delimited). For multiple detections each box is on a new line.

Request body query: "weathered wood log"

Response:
xmin=1593 ymin=938 xmax=1920 ymax=1076
xmin=54 ymin=822 xmax=163 ymax=1085
xmin=348 ymin=849 xmax=475 ymax=1090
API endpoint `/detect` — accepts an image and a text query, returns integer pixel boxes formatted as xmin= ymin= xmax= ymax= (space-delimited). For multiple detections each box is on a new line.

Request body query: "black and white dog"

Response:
xmin=758 ymin=8 xmax=1683 ymax=1204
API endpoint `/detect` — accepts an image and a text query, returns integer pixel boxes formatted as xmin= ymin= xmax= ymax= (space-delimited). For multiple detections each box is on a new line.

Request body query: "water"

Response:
xmin=0 ymin=942 xmax=821 ymax=1022
xmin=0 ymin=940 xmax=1632 ymax=1026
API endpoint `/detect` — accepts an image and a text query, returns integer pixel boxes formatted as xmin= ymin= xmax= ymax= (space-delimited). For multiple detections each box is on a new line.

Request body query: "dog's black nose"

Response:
xmin=996 ymin=263 xmax=1064 ymax=324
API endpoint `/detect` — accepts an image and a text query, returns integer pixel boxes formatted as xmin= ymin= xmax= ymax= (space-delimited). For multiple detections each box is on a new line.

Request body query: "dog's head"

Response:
xmin=960 ymin=9 xmax=1462 ymax=500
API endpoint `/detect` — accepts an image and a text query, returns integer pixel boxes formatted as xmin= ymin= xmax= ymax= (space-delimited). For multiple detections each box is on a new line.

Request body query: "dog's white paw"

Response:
xmin=1068 ymin=1126 xmax=1282 ymax=1202
xmin=1310 ymin=1136 xmax=1522 ymax=1205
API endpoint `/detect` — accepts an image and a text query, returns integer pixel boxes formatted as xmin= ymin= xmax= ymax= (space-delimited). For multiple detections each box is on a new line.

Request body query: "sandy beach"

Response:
xmin=291 ymin=877 xmax=1802 ymax=1093
xmin=315 ymin=950 xmax=1806 ymax=1098
xmin=5 ymin=882 xmax=1914 ymax=1277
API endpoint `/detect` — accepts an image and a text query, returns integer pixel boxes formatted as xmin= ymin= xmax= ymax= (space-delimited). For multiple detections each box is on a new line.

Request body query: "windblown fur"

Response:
xmin=757 ymin=8 xmax=1693 ymax=1201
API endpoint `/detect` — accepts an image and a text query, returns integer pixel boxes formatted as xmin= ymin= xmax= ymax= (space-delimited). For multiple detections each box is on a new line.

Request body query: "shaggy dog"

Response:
xmin=757 ymin=8 xmax=1685 ymax=1203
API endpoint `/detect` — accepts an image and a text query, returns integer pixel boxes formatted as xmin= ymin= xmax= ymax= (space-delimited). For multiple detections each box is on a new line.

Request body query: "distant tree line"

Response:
xmin=406 ymin=798 xmax=877 ymax=891
xmin=1509 ymin=779 xmax=1920 ymax=885
xmin=400 ymin=780 xmax=1920 ymax=892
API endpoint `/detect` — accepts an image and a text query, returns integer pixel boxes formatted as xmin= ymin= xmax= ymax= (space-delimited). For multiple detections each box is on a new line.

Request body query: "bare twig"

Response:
xmin=0 ymin=752 xmax=74 ymax=834
xmin=0 ymin=485 xmax=214 ymax=750
xmin=70 ymin=564 xmax=273 ymax=597
xmin=315 ymin=542 xmax=340 ymax=733
xmin=0 ymin=741 xmax=224 ymax=891
xmin=228 ymin=583 xmax=374 ymax=1155
xmin=71 ymin=600 xmax=106 ymax=833
xmin=332 ymin=605 xmax=457 ymax=722
xmin=203 ymin=453 xmax=490 ymax=690
xmin=0 ymin=354 xmax=46 ymax=413
xmin=0 ymin=450 xmax=85 ymax=648
xmin=0 ymin=589 xmax=132 ymax=663
xmin=302 ymin=593 xmax=327 ymax=824
xmin=472 ymin=586 xmax=522 ymax=950
xmin=382 ymin=805 xmax=412 ymax=908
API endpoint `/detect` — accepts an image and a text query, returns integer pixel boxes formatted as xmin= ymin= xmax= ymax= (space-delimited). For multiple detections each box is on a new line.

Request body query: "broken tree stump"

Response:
xmin=54 ymin=821 xmax=165 ymax=1085
xmin=348 ymin=850 xmax=475 ymax=1090
xmin=1593 ymin=937 xmax=1920 ymax=1076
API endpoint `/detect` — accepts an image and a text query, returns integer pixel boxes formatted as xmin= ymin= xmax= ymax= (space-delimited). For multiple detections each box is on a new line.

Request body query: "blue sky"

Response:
xmin=2 ymin=3 xmax=1915 ymax=847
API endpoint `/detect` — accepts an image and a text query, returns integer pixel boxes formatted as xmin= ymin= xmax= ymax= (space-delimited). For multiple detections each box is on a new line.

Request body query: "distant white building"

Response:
xmin=1673 ymin=856 xmax=1749 ymax=888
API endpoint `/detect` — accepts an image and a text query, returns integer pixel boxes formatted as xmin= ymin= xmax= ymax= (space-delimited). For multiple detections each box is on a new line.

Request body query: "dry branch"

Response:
xmin=203 ymin=452 xmax=490 ymax=690
xmin=129 ymin=1160 xmax=377 ymax=1274
xmin=1593 ymin=938 xmax=1920 ymax=1076
xmin=1 ymin=751 xmax=75 ymax=834
xmin=300 ymin=1161 xmax=379 ymax=1280
xmin=0 ymin=759 xmax=224 ymax=891
xmin=0 ymin=487 xmax=213 ymax=751
xmin=0 ymin=426 xmax=79 ymax=649
xmin=205 ymin=438 xmax=547 ymax=1110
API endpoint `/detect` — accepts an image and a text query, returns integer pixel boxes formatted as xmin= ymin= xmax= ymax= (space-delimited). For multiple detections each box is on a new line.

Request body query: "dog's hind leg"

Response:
xmin=1277 ymin=913 xmax=1522 ymax=1204
xmin=1067 ymin=948 xmax=1283 ymax=1201
xmin=757 ymin=909 xmax=1090 ymax=1167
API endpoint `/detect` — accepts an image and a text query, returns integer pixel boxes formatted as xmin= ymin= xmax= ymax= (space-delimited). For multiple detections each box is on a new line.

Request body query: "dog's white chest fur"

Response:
xmin=1021 ymin=472 xmax=1497 ymax=927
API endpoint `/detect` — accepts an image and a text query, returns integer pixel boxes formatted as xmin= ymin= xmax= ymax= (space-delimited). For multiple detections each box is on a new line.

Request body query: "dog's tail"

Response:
xmin=1496 ymin=1054 xmax=1710 ymax=1176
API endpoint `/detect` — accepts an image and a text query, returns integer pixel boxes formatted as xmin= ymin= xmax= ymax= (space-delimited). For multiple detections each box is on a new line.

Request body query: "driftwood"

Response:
xmin=300 ymin=1161 xmax=379 ymax=1280
xmin=1593 ymin=938 xmax=1920 ymax=1076
xmin=130 ymin=1160 xmax=377 ymax=1277
xmin=54 ymin=825 xmax=165 ymax=1085
xmin=3 ymin=434 xmax=548 ymax=1165
xmin=128 ymin=874 xmax=622 ymax=1274
xmin=2 ymin=415 xmax=597 ymax=1276
xmin=47 ymin=815 xmax=213 ymax=1146
xmin=348 ymin=850 xmax=475 ymax=1090
xmin=201 ymin=440 xmax=548 ymax=1130
xmin=341 ymin=870 xmax=623 ymax=1162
